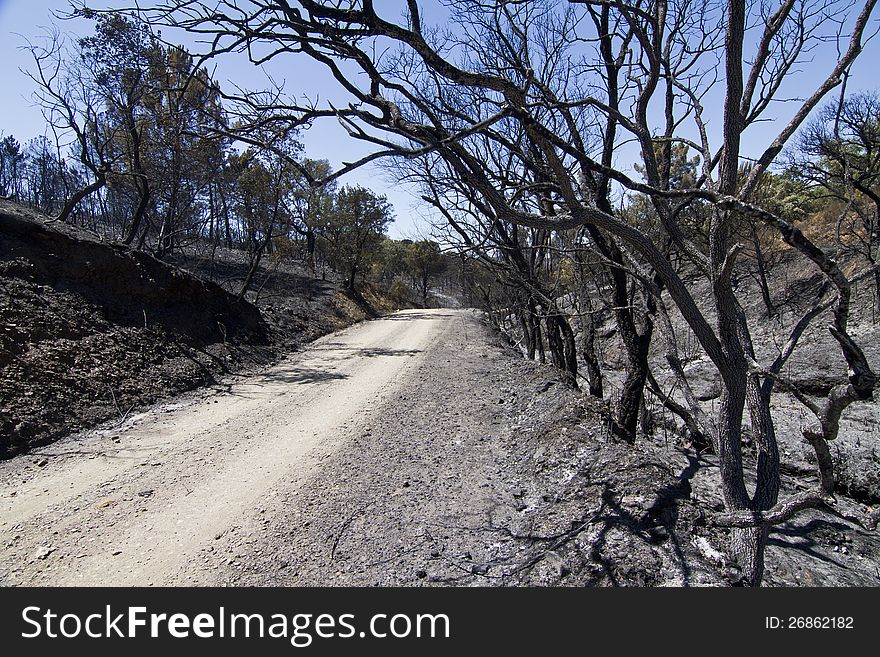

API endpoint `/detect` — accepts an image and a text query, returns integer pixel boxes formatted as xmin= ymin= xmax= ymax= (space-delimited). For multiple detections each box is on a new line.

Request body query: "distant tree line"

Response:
xmin=3 ymin=11 xmax=453 ymax=303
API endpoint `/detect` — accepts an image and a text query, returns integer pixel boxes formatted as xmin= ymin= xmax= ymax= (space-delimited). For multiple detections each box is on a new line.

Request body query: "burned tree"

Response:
xmin=133 ymin=0 xmax=880 ymax=586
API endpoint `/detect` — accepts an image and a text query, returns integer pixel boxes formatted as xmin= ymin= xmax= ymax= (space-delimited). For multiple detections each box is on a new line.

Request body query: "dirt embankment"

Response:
xmin=0 ymin=200 xmax=396 ymax=457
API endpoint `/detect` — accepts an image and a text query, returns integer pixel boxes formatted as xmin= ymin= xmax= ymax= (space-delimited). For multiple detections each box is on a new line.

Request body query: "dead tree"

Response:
xmin=138 ymin=0 xmax=879 ymax=586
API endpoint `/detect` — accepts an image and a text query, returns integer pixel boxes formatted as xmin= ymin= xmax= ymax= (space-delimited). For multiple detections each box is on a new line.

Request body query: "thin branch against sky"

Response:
xmin=0 ymin=0 xmax=429 ymax=237
xmin=1 ymin=0 xmax=879 ymax=237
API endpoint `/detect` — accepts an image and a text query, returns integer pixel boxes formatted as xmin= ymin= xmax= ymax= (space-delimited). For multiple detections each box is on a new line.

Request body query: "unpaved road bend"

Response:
xmin=0 ymin=308 xmax=473 ymax=586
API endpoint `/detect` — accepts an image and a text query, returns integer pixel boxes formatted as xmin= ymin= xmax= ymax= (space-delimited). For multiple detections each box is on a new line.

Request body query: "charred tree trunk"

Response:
xmin=122 ymin=178 xmax=150 ymax=247
xmin=218 ymin=185 xmax=233 ymax=249
xmin=729 ymin=525 xmax=770 ymax=586
xmin=530 ymin=300 xmax=545 ymax=364
xmin=208 ymin=183 xmax=215 ymax=243
xmin=55 ymin=169 xmax=107 ymax=225
xmin=874 ymin=268 xmax=880 ymax=318
xmin=559 ymin=313 xmax=579 ymax=389
xmin=121 ymin=111 xmax=150 ymax=247
xmin=238 ymin=227 xmax=273 ymax=301
xmin=520 ymin=308 xmax=536 ymax=359
xmin=546 ymin=314 xmax=563 ymax=371
xmin=751 ymin=224 xmax=777 ymax=319
xmin=615 ymin=326 xmax=652 ymax=443
xmin=578 ymin=219 xmax=653 ymax=442
xmin=306 ymin=229 xmax=317 ymax=278
xmin=577 ymin=279 xmax=604 ymax=397
xmin=545 ymin=312 xmax=579 ymax=388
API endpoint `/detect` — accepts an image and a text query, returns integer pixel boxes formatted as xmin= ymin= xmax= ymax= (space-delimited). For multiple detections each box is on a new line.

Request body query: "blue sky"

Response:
xmin=0 ymin=0 xmax=431 ymax=238
xmin=2 ymin=1 xmax=879 ymax=239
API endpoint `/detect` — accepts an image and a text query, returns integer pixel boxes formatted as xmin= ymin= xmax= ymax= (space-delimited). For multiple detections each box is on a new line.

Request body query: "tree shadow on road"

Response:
xmin=378 ymin=312 xmax=458 ymax=321
xmin=220 ymin=346 xmax=424 ymax=396
xmin=311 ymin=344 xmax=424 ymax=359
xmin=251 ymin=365 xmax=350 ymax=385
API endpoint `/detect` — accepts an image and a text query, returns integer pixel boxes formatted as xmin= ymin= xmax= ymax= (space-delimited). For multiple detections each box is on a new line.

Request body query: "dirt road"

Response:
xmin=7 ymin=306 xmax=876 ymax=588
xmin=0 ymin=309 xmax=488 ymax=586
